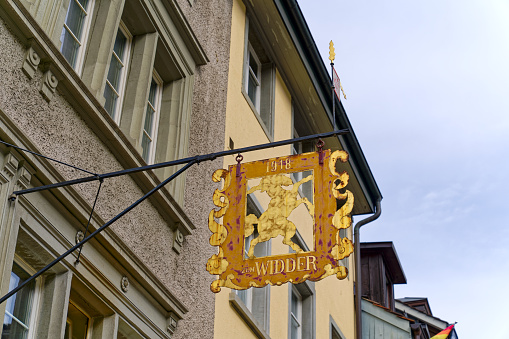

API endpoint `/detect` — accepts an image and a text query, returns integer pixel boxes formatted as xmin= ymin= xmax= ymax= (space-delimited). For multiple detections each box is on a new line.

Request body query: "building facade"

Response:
xmin=359 ymin=243 xmax=458 ymax=339
xmin=213 ymin=1 xmax=382 ymax=339
xmin=0 ymin=0 xmax=384 ymax=338
xmin=0 ymin=0 xmax=232 ymax=338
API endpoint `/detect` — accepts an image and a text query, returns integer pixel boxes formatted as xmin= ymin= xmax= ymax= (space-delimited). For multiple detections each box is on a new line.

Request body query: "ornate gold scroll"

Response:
xmin=206 ymin=150 xmax=354 ymax=292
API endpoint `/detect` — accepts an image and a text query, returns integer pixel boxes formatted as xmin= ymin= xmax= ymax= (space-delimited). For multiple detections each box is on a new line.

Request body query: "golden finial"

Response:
xmin=329 ymin=40 xmax=335 ymax=62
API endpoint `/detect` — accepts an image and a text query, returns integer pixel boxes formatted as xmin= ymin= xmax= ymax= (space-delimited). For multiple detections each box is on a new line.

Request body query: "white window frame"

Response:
xmin=290 ymin=286 xmax=303 ymax=339
xmin=245 ymin=43 xmax=262 ymax=111
xmin=141 ymin=71 xmax=163 ymax=164
xmin=3 ymin=256 xmax=42 ymax=339
xmin=60 ymin=0 xmax=94 ymax=74
xmin=104 ymin=22 xmax=132 ymax=123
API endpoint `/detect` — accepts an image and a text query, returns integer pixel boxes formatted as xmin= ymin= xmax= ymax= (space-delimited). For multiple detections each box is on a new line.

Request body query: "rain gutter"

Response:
xmin=354 ymin=198 xmax=382 ymax=339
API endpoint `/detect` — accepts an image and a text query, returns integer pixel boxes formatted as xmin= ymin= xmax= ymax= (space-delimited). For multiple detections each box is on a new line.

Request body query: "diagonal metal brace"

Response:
xmin=0 ymin=160 xmax=196 ymax=305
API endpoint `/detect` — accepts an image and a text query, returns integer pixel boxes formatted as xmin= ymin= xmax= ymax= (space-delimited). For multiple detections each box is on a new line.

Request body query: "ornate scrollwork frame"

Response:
xmin=206 ymin=150 xmax=354 ymax=292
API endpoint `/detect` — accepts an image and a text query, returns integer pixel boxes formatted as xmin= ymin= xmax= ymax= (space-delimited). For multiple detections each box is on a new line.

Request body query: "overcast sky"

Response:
xmin=298 ymin=1 xmax=509 ymax=338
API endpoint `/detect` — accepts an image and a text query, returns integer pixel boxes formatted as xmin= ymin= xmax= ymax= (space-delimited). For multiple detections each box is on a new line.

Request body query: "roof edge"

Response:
xmin=273 ymin=0 xmax=382 ymax=210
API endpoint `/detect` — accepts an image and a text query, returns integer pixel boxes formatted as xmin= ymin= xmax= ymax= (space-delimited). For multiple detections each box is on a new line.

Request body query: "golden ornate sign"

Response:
xmin=207 ymin=150 xmax=354 ymax=292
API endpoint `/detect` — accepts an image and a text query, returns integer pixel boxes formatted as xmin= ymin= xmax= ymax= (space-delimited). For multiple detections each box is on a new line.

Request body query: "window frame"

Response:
xmin=287 ymin=235 xmax=315 ymax=339
xmin=330 ymin=316 xmax=346 ymax=339
xmin=232 ymin=195 xmax=271 ymax=334
xmin=104 ymin=22 xmax=132 ymax=123
xmin=141 ymin=71 xmax=163 ymax=164
xmin=60 ymin=0 xmax=95 ymax=74
xmin=246 ymin=43 xmax=262 ymax=111
xmin=65 ymin=299 xmax=92 ymax=339
xmin=242 ymin=17 xmax=275 ymax=139
xmin=2 ymin=256 xmax=42 ymax=339
xmin=290 ymin=286 xmax=303 ymax=339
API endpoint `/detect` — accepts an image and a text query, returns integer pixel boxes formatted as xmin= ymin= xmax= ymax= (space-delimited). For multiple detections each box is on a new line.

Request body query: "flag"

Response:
xmin=332 ymin=67 xmax=346 ymax=101
xmin=430 ymin=324 xmax=456 ymax=339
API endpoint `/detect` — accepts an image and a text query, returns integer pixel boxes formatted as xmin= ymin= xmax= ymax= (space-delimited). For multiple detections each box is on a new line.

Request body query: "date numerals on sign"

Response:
xmin=266 ymin=159 xmax=291 ymax=172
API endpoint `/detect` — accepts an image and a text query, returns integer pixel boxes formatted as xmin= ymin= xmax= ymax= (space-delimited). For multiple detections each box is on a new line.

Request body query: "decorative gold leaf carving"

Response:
xmin=207 ymin=150 xmax=356 ymax=292
xmin=206 ymin=248 xmax=229 ymax=275
xmin=330 ymin=150 xmax=355 ymax=261
xmin=245 ymin=174 xmax=314 ymax=258
xmin=206 ymin=169 xmax=232 ymax=288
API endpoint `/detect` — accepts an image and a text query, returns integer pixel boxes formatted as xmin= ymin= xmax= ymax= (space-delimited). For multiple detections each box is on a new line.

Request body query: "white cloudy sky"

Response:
xmin=298 ymin=1 xmax=509 ymax=338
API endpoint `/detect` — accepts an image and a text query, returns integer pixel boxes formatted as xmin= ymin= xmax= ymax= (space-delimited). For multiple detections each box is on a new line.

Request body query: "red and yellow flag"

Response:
xmin=430 ymin=324 xmax=455 ymax=339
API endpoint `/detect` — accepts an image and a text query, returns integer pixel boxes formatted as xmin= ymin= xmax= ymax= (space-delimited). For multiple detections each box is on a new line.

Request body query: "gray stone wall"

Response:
xmin=175 ymin=1 xmax=233 ymax=338
xmin=0 ymin=0 xmax=233 ymax=336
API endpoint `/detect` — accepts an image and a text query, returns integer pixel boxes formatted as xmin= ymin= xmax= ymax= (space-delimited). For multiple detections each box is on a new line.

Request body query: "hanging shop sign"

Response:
xmin=206 ymin=149 xmax=354 ymax=292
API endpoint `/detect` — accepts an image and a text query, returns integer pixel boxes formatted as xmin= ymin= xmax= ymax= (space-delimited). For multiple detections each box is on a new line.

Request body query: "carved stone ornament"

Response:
xmin=40 ymin=69 xmax=58 ymax=102
xmin=2 ymin=153 xmax=19 ymax=179
xmin=206 ymin=150 xmax=354 ymax=293
xmin=75 ymin=230 xmax=85 ymax=244
xmin=166 ymin=312 xmax=179 ymax=336
xmin=172 ymin=227 xmax=184 ymax=254
xmin=15 ymin=167 xmax=32 ymax=191
xmin=22 ymin=46 xmax=41 ymax=79
xmin=120 ymin=276 xmax=129 ymax=292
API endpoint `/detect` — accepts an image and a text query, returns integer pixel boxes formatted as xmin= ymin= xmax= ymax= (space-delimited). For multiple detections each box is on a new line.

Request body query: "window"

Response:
xmin=233 ymin=196 xmax=270 ymax=333
xmin=2 ymin=261 xmax=38 ymax=339
xmin=290 ymin=286 xmax=302 ymax=339
xmin=291 ymin=129 xmax=314 ymax=202
xmin=330 ymin=317 xmax=346 ymax=339
xmin=246 ymin=44 xmax=261 ymax=110
xmin=288 ymin=237 xmax=315 ymax=339
xmin=104 ymin=25 xmax=131 ymax=122
xmin=117 ymin=318 xmax=144 ymax=339
xmin=65 ymin=301 xmax=90 ymax=339
xmin=243 ymin=18 xmax=275 ymax=137
xmin=141 ymin=74 xmax=162 ymax=163
xmin=60 ymin=0 xmax=93 ymax=71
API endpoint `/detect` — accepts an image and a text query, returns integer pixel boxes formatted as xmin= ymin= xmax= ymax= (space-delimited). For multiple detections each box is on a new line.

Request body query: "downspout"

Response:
xmin=354 ymin=198 xmax=382 ymax=339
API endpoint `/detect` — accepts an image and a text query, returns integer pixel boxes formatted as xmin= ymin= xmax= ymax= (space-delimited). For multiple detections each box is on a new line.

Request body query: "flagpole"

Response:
xmin=329 ymin=41 xmax=336 ymax=130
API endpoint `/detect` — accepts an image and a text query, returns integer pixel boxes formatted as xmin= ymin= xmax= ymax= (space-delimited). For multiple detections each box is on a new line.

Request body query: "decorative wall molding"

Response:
xmin=166 ymin=312 xmax=179 ymax=336
xmin=75 ymin=230 xmax=84 ymax=244
xmin=22 ymin=46 xmax=41 ymax=79
xmin=1 ymin=153 xmax=19 ymax=179
xmin=172 ymin=224 xmax=185 ymax=254
xmin=15 ymin=167 xmax=32 ymax=190
xmin=121 ymin=276 xmax=129 ymax=292
xmin=40 ymin=68 xmax=58 ymax=102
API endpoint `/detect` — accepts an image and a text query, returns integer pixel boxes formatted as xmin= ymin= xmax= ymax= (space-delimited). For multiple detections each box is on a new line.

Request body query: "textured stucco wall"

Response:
xmin=173 ymin=1 xmax=233 ymax=338
xmin=0 ymin=0 xmax=233 ymax=337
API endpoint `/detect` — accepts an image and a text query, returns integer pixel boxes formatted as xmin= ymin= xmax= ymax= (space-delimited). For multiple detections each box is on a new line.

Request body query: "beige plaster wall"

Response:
xmin=213 ymin=0 xmax=357 ymax=338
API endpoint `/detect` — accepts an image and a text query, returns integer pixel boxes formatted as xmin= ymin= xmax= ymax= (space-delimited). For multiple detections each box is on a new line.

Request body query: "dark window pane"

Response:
xmin=104 ymin=84 xmax=118 ymax=117
xmin=61 ymin=29 xmax=80 ymax=67
xmin=65 ymin=303 xmax=89 ymax=339
xmin=65 ymin=0 xmax=87 ymax=40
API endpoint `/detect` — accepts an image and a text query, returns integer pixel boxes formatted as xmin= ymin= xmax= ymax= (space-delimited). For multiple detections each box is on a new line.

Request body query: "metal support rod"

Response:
xmin=13 ymin=129 xmax=349 ymax=197
xmin=75 ymin=179 xmax=103 ymax=265
xmin=354 ymin=198 xmax=382 ymax=339
xmin=0 ymin=160 xmax=196 ymax=305
xmin=0 ymin=139 xmax=97 ymax=176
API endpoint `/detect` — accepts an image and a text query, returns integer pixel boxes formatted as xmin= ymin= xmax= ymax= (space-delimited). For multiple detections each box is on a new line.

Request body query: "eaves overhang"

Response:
xmin=270 ymin=0 xmax=383 ymax=213
xmin=361 ymin=242 xmax=407 ymax=284
xmin=395 ymin=300 xmax=449 ymax=331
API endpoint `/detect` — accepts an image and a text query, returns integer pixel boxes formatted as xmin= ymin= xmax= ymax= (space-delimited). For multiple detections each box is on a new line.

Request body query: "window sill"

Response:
xmin=229 ymin=291 xmax=271 ymax=339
